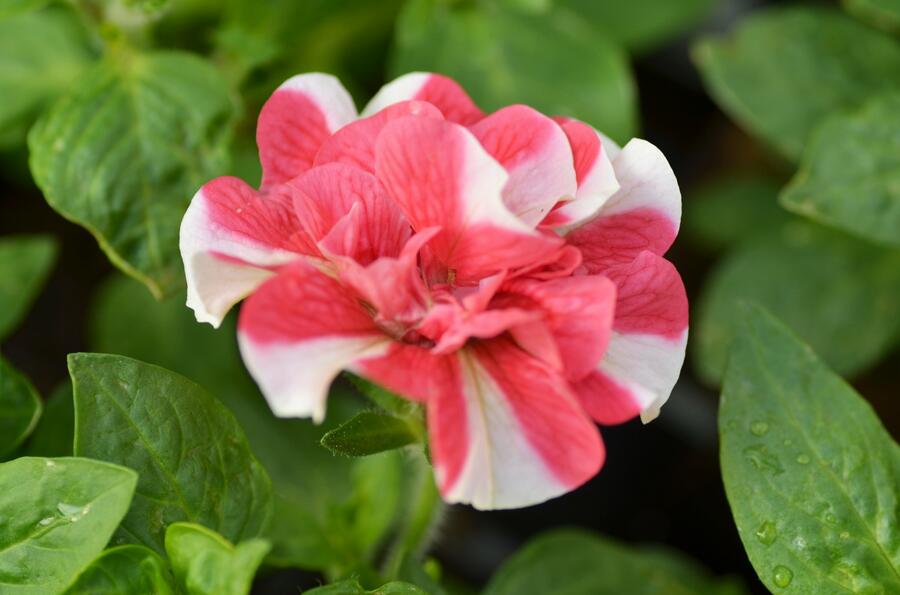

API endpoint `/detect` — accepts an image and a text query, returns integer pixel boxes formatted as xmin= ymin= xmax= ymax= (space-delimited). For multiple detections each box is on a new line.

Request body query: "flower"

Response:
xmin=180 ymin=72 xmax=688 ymax=510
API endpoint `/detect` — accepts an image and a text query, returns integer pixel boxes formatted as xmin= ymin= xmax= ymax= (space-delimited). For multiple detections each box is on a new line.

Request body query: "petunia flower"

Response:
xmin=179 ymin=72 xmax=688 ymax=510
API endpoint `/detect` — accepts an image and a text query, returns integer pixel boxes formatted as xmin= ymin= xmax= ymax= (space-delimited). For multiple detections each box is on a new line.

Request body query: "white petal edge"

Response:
xmin=277 ymin=72 xmax=359 ymax=132
xmin=361 ymin=72 xmax=430 ymax=117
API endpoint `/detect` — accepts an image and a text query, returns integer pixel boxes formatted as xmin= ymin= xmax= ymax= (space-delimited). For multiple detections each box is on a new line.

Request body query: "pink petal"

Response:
xmin=180 ymin=176 xmax=310 ymax=327
xmin=314 ymin=100 xmax=443 ymax=173
xmin=543 ymin=118 xmax=619 ymax=229
xmin=565 ymin=139 xmax=680 ymax=271
xmin=288 ymin=163 xmax=410 ymax=264
xmin=238 ymin=261 xmax=387 ymax=422
xmin=375 ymin=116 xmax=562 ymax=283
xmin=363 ymin=72 xmax=484 ymax=125
xmin=577 ymin=251 xmax=688 ymax=424
xmin=571 ymin=370 xmax=642 ymax=425
xmin=353 ymin=343 xmax=461 ymax=404
xmin=257 ymin=74 xmax=357 ymax=189
xmin=470 ymin=106 xmax=577 ymax=226
xmin=430 ymin=339 xmax=604 ymax=510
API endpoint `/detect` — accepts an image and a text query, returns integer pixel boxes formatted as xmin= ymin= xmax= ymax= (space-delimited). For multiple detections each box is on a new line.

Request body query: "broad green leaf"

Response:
xmin=683 ymin=176 xmax=788 ymax=251
xmin=64 ymin=545 xmax=175 ymax=595
xmin=0 ymin=355 xmax=41 ymax=459
xmin=305 ymin=579 xmax=427 ymax=595
xmin=89 ymin=275 xmax=405 ymax=573
xmin=693 ymin=221 xmax=900 ymax=386
xmin=693 ymin=6 xmax=900 ymax=160
xmin=69 ymin=353 xmax=273 ymax=554
xmin=0 ymin=457 xmax=137 ymax=594
xmin=29 ymin=50 xmax=235 ymax=298
xmin=844 ymin=0 xmax=900 ymax=33
xmin=483 ymin=529 xmax=745 ymax=595
xmin=719 ymin=304 xmax=900 ymax=593
xmin=321 ymin=411 xmax=419 ymax=457
xmin=391 ymin=0 xmax=636 ymax=142
xmin=0 ymin=234 xmax=57 ymax=340
xmin=22 ymin=383 xmax=74 ymax=458
xmin=0 ymin=8 xmax=94 ymax=147
xmin=558 ymin=0 xmax=713 ymax=52
xmin=165 ymin=523 xmax=270 ymax=595
xmin=781 ymin=93 xmax=900 ymax=247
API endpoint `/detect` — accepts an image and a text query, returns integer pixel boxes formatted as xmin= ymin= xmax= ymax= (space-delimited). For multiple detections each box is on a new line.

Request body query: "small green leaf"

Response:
xmin=557 ymin=0 xmax=714 ymax=52
xmin=321 ymin=411 xmax=419 ymax=457
xmin=693 ymin=221 xmax=900 ymax=386
xmin=22 ymin=383 xmax=74 ymax=458
xmin=483 ymin=529 xmax=746 ymax=595
xmin=345 ymin=372 xmax=414 ymax=417
xmin=391 ymin=0 xmax=636 ymax=143
xmin=781 ymin=93 xmax=900 ymax=247
xmin=719 ymin=304 xmax=900 ymax=593
xmin=693 ymin=6 xmax=900 ymax=160
xmin=64 ymin=545 xmax=176 ymax=595
xmin=0 ymin=8 xmax=94 ymax=147
xmin=165 ymin=522 xmax=270 ymax=595
xmin=70 ymin=353 xmax=273 ymax=554
xmin=683 ymin=176 xmax=788 ymax=252
xmin=0 ymin=355 xmax=42 ymax=459
xmin=29 ymin=50 xmax=236 ymax=298
xmin=0 ymin=234 xmax=57 ymax=340
xmin=844 ymin=0 xmax=900 ymax=33
xmin=305 ymin=578 xmax=428 ymax=595
xmin=0 ymin=456 xmax=138 ymax=594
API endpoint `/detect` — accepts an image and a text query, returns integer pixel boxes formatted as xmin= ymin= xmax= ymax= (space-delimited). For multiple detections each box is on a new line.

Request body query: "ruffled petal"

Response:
xmin=180 ymin=176 xmax=310 ymax=327
xmin=362 ymin=72 xmax=483 ymax=125
xmin=470 ymin=106 xmax=577 ymax=226
xmin=375 ymin=116 xmax=562 ymax=283
xmin=237 ymin=261 xmax=388 ymax=422
xmin=565 ymin=139 xmax=680 ymax=271
xmin=257 ymin=73 xmax=357 ymax=189
xmin=430 ymin=338 xmax=604 ymax=510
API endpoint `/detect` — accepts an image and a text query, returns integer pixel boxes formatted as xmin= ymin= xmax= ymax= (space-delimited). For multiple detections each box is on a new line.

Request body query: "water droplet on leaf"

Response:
xmin=750 ymin=420 xmax=769 ymax=436
xmin=755 ymin=521 xmax=777 ymax=545
xmin=796 ymin=454 xmax=810 ymax=465
xmin=773 ymin=565 xmax=793 ymax=588
xmin=743 ymin=445 xmax=785 ymax=475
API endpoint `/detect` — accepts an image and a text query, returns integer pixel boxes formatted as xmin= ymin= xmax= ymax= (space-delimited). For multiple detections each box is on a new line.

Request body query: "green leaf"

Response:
xmin=88 ymin=275 xmax=405 ymax=573
xmin=844 ymin=0 xmax=900 ymax=33
xmin=558 ymin=0 xmax=713 ymax=52
xmin=165 ymin=523 xmax=270 ymax=595
xmin=305 ymin=578 xmax=428 ymax=595
xmin=29 ymin=50 xmax=236 ymax=298
xmin=683 ymin=176 xmax=788 ymax=252
xmin=0 ymin=456 xmax=137 ymax=594
xmin=0 ymin=8 xmax=94 ymax=147
xmin=0 ymin=355 xmax=42 ymax=459
xmin=321 ymin=411 xmax=419 ymax=457
xmin=0 ymin=234 xmax=57 ymax=340
xmin=483 ymin=529 xmax=746 ymax=595
xmin=719 ymin=304 xmax=900 ymax=592
xmin=345 ymin=373 xmax=415 ymax=417
xmin=22 ymin=383 xmax=74 ymax=458
xmin=69 ymin=353 xmax=273 ymax=555
xmin=693 ymin=221 xmax=900 ymax=386
xmin=64 ymin=545 xmax=176 ymax=595
xmin=693 ymin=6 xmax=900 ymax=160
xmin=781 ymin=93 xmax=900 ymax=247
xmin=391 ymin=0 xmax=636 ymax=143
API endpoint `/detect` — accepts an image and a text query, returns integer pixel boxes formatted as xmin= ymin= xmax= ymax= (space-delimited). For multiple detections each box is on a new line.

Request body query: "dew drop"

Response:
xmin=37 ymin=517 xmax=54 ymax=527
xmin=57 ymin=502 xmax=86 ymax=522
xmin=824 ymin=512 xmax=837 ymax=525
xmin=796 ymin=454 xmax=810 ymax=465
xmin=773 ymin=565 xmax=793 ymax=588
xmin=755 ymin=521 xmax=777 ymax=545
xmin=783 ymin=439 xmax=793 ymax=447
xmin=750 ymin=420 xmax=770 ymax=436
xmin=839 ymin=531 xmax=850 ymax=540
xmin=743 ymin=445 xmax=785 ymax=475
xmin=44 ymin=460 xmax=56 ymax=468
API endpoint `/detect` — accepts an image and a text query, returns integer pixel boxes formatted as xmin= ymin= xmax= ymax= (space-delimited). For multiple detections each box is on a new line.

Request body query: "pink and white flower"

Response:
xmin=180 ymin=72 xmax=688 ymax=510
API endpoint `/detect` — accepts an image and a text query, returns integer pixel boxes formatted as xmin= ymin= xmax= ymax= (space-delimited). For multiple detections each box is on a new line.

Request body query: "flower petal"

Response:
xmin=362 ymin=72 xmax=484 ymax=125
xmin=430 ymin=339 xmax=604 ymax=510
xmin=470 ymin=106 xmax=577 ymax=226
xmin=543 ymin=118 xmax=619 ymax=229
xmin=180 ymin=176 xmax=309 ymax=327
xmin=238 ymin=262 xmax=388 ymax=422
xmin=375 ymin=116 xmax=562 ymax=282
xmin=257 ymin=73 xmax=357 ymax=189
xmin=576 ymin=251 xmax=688 ymax=424
xmin=314 ymin=100 xmax=443 ymax=173
xmin=565 ymin=139 xmax=680 ymax=271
